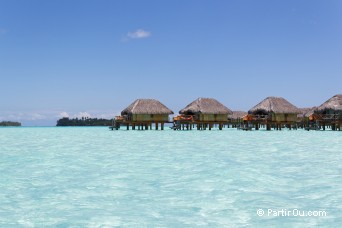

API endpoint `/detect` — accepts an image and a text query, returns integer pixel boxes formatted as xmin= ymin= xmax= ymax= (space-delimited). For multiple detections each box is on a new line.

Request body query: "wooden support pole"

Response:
xmin=219 ymin=123 xmax=223 ymax=130
xmin=132 ymin=124 xmax=135 ymax=130
xmin=155 ymin=122 xmax=159 ymax=130
xmin=145 ymin=124 xmax=148 ymax=130
xmin=209 ymin=124 xmax=211 ymax=130
xmin=266 ymin=124 xmax=271 ymax=131
xmin=255 ymin=123 xmax=259 ymax=130
xmin=332 ymin=123 xmax=336 ymax=131
xmin=197 ymin=124 xmax=200 ymax=130
xmin=127 ymin=124 xmax=129 ymax=130
xmin=161 ymin=123 xmax=164 ymax=130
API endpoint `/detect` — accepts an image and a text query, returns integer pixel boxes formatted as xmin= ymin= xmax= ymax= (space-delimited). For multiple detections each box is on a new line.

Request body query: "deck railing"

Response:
xmin=252 ymin=115 xmax=270 ymax=121
xmin=319 ymin=114 xmax=341 ymax=120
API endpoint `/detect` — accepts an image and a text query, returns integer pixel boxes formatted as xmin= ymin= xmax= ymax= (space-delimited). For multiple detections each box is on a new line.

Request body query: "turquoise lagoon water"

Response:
xmin=0 ymin=127 xmax=341 ymax=227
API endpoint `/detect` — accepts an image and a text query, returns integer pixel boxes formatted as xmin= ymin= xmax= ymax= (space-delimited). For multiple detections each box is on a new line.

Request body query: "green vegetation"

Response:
xmin=56 ymin=117 xmax=113 ymax=126
xmin=0 ymin=121 xmax=21 ymax=126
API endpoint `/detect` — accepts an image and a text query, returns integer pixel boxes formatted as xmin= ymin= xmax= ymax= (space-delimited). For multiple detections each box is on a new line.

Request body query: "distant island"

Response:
xmin=0 ymin=121 xmax=21 ymax=126
xmin=56 ymin=117 xmax=113 ymax=126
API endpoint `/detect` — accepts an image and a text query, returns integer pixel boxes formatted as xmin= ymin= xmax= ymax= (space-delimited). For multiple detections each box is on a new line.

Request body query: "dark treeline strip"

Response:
xmin=0 ymin=121 xmax=21 ymax=126
xmin=56 ymin=117 xmax=113 ymax=126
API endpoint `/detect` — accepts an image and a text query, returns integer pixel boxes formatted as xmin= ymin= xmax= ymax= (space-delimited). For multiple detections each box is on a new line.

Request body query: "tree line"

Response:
xmin=56 ymin=117 xmax=113 ymax=126
xmin=0 ymin=121 xmax=21 ymax=126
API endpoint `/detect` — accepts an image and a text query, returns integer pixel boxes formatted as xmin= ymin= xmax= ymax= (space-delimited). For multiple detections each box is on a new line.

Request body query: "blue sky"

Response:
xmin=0 ymin=0 xmax=341 ymax=126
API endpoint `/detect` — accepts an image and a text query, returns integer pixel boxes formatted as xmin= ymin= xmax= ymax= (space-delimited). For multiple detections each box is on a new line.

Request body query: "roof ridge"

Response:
xmin=131 ymin=100 xmax=140 ymax=113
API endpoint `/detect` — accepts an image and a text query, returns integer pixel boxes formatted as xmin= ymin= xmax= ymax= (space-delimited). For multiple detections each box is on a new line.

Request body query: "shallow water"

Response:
xmin=0 ymin=127 xmax=341 ymax=227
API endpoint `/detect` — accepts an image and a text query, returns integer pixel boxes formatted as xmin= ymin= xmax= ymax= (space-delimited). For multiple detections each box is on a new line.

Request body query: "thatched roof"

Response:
xmin=316 ymin=94 xmax=342 ymax=112
xmin=298 ymin=107 xmax=317 ymax=118
xmin=249 ymin=97 xmax=300 ymax=114
xmin=121 ymin=99 xmax=174 ymax=115
xmin=230 ymin=111 xmax=248 ymax=119
xmin=179 ymin=98 xmax=232 ymax=115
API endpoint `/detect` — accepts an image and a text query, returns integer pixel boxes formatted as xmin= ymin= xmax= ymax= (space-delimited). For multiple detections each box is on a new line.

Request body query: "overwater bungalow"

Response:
xmin=248 ymin=97 xmax=300 ymax=130
xmin=112 ymin=99 xmax=174 ymax=130
xmin=314 ymin=94 xmax=342 ymax=131
xmin=297 ymin=107 xmax=318 ymax=130
xmin=228 ymin=111 xmax=247 ymax=127
xmin=173 ymin=98 xmax=232 ymax=130
xmin=298 ymin=107 xmax=314 ymax=120
xmin=297 ymin=106 xmax=321 ymax=130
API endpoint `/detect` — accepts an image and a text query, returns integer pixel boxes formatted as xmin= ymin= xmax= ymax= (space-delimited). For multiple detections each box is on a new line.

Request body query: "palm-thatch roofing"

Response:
xmin=316 ymin=94 xmax=342 ymax=112
xmin=304 ymin=107 xmax=317 ymax=117
xmin=249 ymin=97 xmax=300 ymax=114
xmin=121 ymin=99 xmax=174 ymax=115
xmin=230 ymin=111 xmax=248 ymax=119
xmin=179 ymin=98 xmax=233 ymax=115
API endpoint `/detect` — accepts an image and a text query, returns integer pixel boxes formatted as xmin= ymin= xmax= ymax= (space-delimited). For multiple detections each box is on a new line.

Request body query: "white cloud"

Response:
xmin=0 ymin=112 xmax=46 ymax=121
xmin=98 ymin=113 xmax=115 ymax=119
xmin=58 ymin=112 xmax=69 ymax=118
xmin=73 ymin=112 xmax=91 ymax=119
xmin=126 ymin=29 xmax=151 ymax=39
xmin=30 ymin=113 xmax=46 ymax=120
